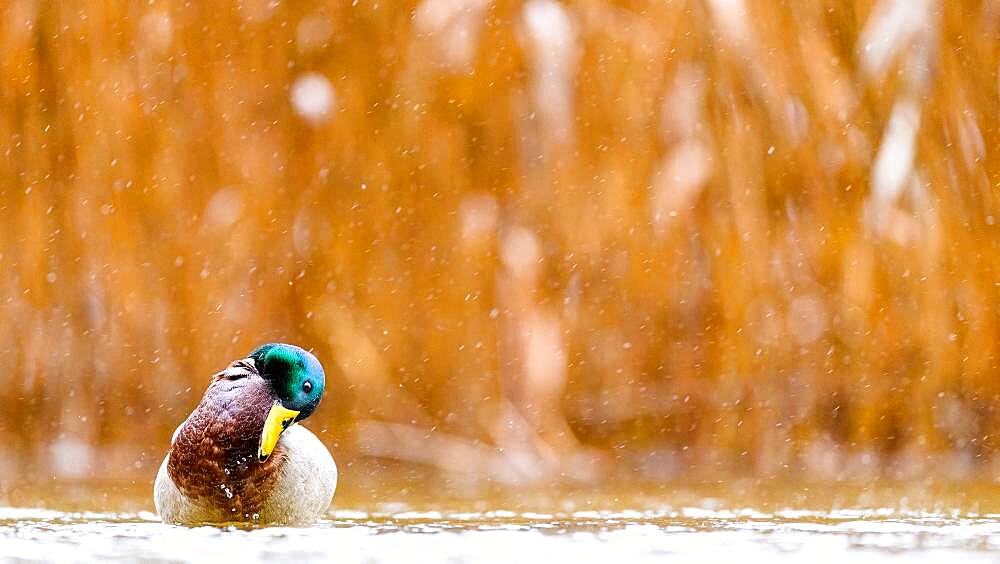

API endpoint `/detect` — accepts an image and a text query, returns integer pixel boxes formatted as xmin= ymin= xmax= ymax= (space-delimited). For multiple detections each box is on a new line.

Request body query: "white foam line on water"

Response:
xmin=0 ymin=507 xmax=161 ymax=522
xmin=329 ymin=509 xmax=368 ymax=519
xmin=326 ymin=507 xmax=988 ymax=524
xmin=392 ymin=511 xmax=445 ymax=520
xmin=6 ymin=506 xmax=990 ymax=526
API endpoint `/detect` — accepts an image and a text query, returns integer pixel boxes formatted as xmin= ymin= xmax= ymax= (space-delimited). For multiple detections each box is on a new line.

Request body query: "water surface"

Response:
xmin=4 ymin=493 xmax=1000 ymax=563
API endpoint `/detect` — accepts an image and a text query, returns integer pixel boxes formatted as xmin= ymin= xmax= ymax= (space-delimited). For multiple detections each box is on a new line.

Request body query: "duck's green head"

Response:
xmin=249 ymin=343 xmax=326 ymax=461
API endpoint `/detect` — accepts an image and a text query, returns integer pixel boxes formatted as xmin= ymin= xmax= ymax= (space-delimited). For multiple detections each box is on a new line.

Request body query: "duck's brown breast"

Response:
xmin=166 ymin=376 xmax=287 ymax=521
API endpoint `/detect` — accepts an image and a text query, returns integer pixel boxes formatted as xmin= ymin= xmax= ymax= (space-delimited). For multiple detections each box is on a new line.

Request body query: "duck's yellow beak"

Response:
xmin=258 ymin=401 xmax=300 ymax=462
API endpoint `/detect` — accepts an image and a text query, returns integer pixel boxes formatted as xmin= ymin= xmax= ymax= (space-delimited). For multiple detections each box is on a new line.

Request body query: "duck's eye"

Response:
xmin=303 ymin=380 xmax=313 ymax=394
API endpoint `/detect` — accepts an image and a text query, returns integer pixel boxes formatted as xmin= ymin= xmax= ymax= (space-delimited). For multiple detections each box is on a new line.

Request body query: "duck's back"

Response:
xmin=154 ymin=424 xmax=337 ymax=525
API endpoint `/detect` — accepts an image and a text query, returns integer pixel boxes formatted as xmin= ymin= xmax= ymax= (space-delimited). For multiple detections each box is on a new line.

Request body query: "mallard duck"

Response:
xmin=154 ymin=343 xmax=337 ymax=525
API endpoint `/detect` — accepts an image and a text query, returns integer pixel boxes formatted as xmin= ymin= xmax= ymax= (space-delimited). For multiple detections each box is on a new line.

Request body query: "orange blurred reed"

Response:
xmin=1 ymin=0 xmax=999 ymax=494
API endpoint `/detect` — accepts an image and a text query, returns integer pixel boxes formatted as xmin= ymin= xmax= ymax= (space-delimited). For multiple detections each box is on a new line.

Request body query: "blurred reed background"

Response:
xmin=1 ymin=0 xmax=999 ymax=501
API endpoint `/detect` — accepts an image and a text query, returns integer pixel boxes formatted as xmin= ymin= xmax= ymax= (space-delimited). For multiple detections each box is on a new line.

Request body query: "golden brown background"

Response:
xmin=1 ymin=0 xmax=998 ymax=503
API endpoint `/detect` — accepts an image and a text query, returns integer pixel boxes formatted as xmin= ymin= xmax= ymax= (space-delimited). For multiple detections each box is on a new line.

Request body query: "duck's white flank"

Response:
xmin=154 ymin=424 xmax=337 ymax=525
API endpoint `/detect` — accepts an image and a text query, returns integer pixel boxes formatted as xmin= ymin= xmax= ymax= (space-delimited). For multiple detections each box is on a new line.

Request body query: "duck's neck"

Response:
xmin=167 ymin=376 xmax=286 ymax=519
